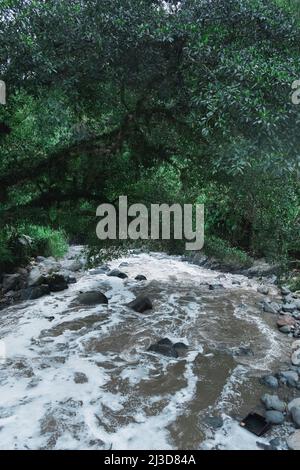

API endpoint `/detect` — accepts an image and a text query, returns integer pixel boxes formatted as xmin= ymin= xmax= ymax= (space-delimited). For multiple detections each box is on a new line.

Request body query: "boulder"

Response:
xmin=282 ymin=303 xmax=298 ymax=313
xmin=279 ymin=371 xmax=298 ymax=387
xmin=173 ymin=342 xmax=189 ymax=352
xmin=107 ymin=269 xmax=128 ymax=279
xmin=261 ymin=394 xmax=286 ymax=412
xmin=135 ymin=275 xmax=147 ymax=281
xmin=277 ymin=316 xmax=296 ymax=328
xmin=263 ymin=300 xmax=281 ymax=314
xmin=291 ymin=349 xmax=300 ymax=367
xmin=265 ymin=410 xmax=285 ymax=425
xmin=288 ymin=398 xmax=300 ymax=412
xmin=291 ymin=407 xmax=300 ymax=428
xmin=46 ymin=274 xmax=69 ymax=292
xmin=74 ymin=372 xmax=88 ymax=384
xmin=148 ymin=340 xmax=178 ymax=358
xmin=261 ymin=375 xmax=279 ymax=389
xmin=2 ymin=273 xmax=21 ymax=293
xmin=19 ymin=285 xmax=50 ymax=301
xmin=287 ymin=430 xmax=300 ymax=450
xmin=257 ymin=285 xmax=269 ymax=295
xmin=76 ymin=291 xmax=108 ymax=305
xmin=292 ymin=340 xmax=300 ymax=351
xmin=28 ymin=267 xmax=45 ymax=287
xmin=127 ymin=296 xmax=153 ymax=313
xmin=281 ymin=286 xmax=291 ymax=296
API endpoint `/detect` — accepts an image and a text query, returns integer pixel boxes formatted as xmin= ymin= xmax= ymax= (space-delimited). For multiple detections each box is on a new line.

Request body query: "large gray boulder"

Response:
xmin=291 ymin=407 xmax=300 ymax=428
xmin=28 ymin=267 xmax=45 ymax=287
xmin=2 ymin=273 xmax=22 ymax=293
xmin=261 ymin=394 xmax=286 ymax=412
xmin=265 ymin=410 xmax=285 ymax=425
xmin=19 ymin=285 xmax=50 ymax=300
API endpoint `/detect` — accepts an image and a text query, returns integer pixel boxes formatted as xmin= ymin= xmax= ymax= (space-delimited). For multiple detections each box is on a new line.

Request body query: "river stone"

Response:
xmin=277 ymin=316 xmax=296 ymax=328
xmin=292 ymin=340 xmax=300 ymax=351
xmin=127 ymin=296 xmax=153 ymax=313
xmin=261 ymin=394 xmax=286 ymax=412
xmin=279 ymin=325 xmax=292 ymax=334
xmin=77 ymin=291 xmax=108 ymax=305
xmin=107 ymin=269 xmax=128 ymax=279
xmin=46 ymin=274 xmax=69 ymax=292
xmin=261 ymin=375 xmax=279 ymax=389
xmin=282 ymin=303 xmax=298 ymax=313
xmin=173 ymin=342 xmax=189 ymax=352
xmin=157 ymin=338 xmax=173 ymax=347
xmin=89 ymin=268 xmax=107 ymax=275
xmin=265 ymin=410 xmax=285 ymax=425
xmin=287 ymin=430 xmax=300 ymax=450
xmin=257 ymin=285 xmax=269 ymax=295
xmin=279 ymin=371 xmax=299 ymax=387
xmin=291 ymin=407 xmax=300 ymax=428
xmin=288 ymin=398 xmax=300 ymax=412
xmin=263 ymin=301 xmax=281 ymax=314
xmin=135 ymin=275 xmax=147 ymax=281
xmin=291 ymin=349 xmax=300 ymax=366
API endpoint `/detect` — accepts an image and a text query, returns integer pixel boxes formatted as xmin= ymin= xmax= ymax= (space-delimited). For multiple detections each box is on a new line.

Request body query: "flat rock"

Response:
xmin=127 ymin=296 xmax=152 ymax=313
xmin=148 ymin=342 xmax=178 ymax=358
xmin=282 ymin=303 xmax=298 ymax=313
xmin=77 ymin=291 xmax=108 ymax=305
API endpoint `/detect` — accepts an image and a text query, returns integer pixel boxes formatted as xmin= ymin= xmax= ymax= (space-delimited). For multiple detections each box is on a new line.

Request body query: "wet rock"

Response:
xmin=269 ymin=437 xmax=282 ymax=448
xmin=89 ymin=268 xmax=107 ymax=275
xmin=204 ymin=416 xmax=224 ymax=429
xmin=265 ymin=410 xmax=285 ymax=425
xmin=28 ymin=267 xmax=45 ymax=287
xmin=257 ymin=285 xmax=269 ymax=295
xmin=277 ymin=316 xmax=296 ymax=328
xmin=119 ymin=262 xmax=129 ymax=267
xmin=261 ymin=394 xmax=286 ymax=412
xmin=281 ymin=287 xmax=291 ymax=296
xmin=263 ymin=300 xmax=281 ymax=314
xmin=135 ymin=275 xmax=147 ymax=281
xmin=127 ymin=296 xmax=152 ymax=313
xmin=19 ymin=285 xmax=50 ymax=300
xmin=46 ymin=274 xmax=69 ymax=292
xmin=292 ymin=340 xmax=300 ymax=351
xmin=282 ymin=303 xmax=298 ymax=313
xmin=288 ymin=398 xmax=300 ymax=412
xmin=74 ymin=372 xmax=88 ymax=384
xmin=208 ymin=284 xmax=223 ymax=290
xmin=148 ymin=342 xmax=178 ymax=358
xmin=61 ymin=259 xmax=82 ymax=272
xmin=291 ymin=407 xmax=300 ymax=428
xmin=291 ymin=349 xmax=300 ymax=366
xmin=287 ymin=430 xmax=300 ymax=450
xmin=173 ymin=342 xmax=189 ymax=352
xmin=279 ymin=371 xmax=299 ymax=388
xmin=107 ymin=269 xmax=128 ymax=279
xmin=261 ymin=375 xmax=279 ymax=389
xmin=279 ymin=325 xmax=292 ymax=334
xmin=2 ymin=273 xmax=21 ymax=293
xmin=77 ymin=291 xmax=108 ymax=305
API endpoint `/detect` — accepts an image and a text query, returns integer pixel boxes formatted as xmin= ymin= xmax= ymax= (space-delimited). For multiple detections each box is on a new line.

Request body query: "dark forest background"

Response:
xmin=0 ymin=0 xmax=299 ymax=274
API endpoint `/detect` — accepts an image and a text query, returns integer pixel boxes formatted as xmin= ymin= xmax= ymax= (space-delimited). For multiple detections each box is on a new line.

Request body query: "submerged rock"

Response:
xmin=148 ymin=341 xmax=178 ymax=358
xmin=128 ymin=296 xmax=153 ymax=313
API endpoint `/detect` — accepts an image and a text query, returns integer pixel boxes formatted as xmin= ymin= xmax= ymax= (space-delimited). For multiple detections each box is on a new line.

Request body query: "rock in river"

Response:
xmin=135 ymin=275 xmax=147 ymax=281
xmin=261 ymin=394 xmax=286 ymax=412
xmin=261 ymin=375 xmax=279 ymax=389
xmin=287 ymin=430 xmax=300 ymax=450
xmin=128 ymin=296 xmax=153 ymax=313
xmin=107 ymin=269 xmax=128 ymax=279
xmin=265 ymin=410 xmax=285 ymax=425
xmin=148 ymin=338 xmax=178 ymax=358
xmin=77 ymin=291 xmax=108 ymax=305
xmin=291 ymin=349 xmax=300 ymax=367
xmin=291 ymin=407 xmax=300 ymax=428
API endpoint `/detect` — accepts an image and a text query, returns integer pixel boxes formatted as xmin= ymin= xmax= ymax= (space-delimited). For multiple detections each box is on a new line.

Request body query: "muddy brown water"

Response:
xmin=0 ymin=252 xmax=295 ymax=449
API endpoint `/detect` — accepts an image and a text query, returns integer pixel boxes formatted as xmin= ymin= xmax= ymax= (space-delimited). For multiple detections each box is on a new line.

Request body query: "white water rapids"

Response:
xmin=0 ymin=251 xmax=292 ymax=449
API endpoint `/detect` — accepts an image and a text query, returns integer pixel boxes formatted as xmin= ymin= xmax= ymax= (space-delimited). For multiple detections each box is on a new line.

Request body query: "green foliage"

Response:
xmin=204 ymin=236 xmax=253 ymax=269
xmin=20 ymin=225 xmax=68 ymax=259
